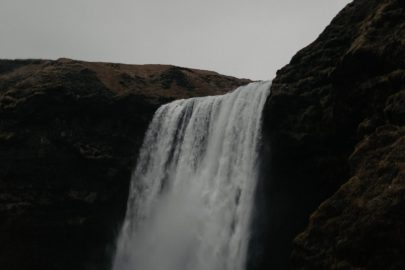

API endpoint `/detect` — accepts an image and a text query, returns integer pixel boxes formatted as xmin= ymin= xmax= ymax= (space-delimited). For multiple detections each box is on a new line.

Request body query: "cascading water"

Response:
xmin=113 ymin=81 xmax=271 ymax=270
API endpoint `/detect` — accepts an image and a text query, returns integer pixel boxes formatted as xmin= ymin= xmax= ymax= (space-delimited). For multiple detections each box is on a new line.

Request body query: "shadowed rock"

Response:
xmin=258 ymin=0 xmax=405 ymax=269
xmin=0 ymin=58 xmax=249 ymax=270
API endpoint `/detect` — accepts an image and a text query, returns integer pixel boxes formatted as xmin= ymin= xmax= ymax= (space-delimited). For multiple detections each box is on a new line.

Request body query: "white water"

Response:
xmin=113 ymin=81 xmax=271 ymax=270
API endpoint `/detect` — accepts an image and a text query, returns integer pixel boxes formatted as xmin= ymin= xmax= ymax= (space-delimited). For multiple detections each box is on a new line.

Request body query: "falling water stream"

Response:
xmin=113 ymin=81 xmax=271 ymax=270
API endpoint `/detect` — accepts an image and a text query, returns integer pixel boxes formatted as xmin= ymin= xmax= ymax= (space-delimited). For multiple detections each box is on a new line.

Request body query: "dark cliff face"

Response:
xmin=2 ymin=0 xmax=404 ymax=269
xmin=0 ymin=58 xmax=249 ymax=270
xmin=261 ymin=0 xmax=405 ymax=269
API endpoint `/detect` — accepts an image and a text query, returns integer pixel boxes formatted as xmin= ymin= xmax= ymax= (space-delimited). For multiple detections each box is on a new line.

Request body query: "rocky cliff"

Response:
xmin=2 ymin=0 xmax=404 ymax=269
xmin=0 ymin=58 xmax=249 ymax=270
xmin=261 ymin=0 xmax=405 ymax=269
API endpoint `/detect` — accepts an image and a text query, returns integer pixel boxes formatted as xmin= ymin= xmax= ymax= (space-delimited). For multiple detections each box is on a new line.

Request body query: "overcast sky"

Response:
xmin=1 ymin=0 xmax=351 ymax=80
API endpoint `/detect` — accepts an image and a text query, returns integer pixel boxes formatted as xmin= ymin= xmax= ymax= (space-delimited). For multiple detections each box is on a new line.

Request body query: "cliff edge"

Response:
xmin=0 ymin=58 xmax=249 ymax=270
xmin=262 ymin=0 xmax=405 ymax=269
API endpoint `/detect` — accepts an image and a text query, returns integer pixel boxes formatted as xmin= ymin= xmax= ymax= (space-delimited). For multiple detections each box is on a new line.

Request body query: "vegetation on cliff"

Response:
xmin=0 ymin=58 xmax=249 ymax=270
xmin=262 ymin=0 xmax=405 ymax=269
xmin=1 ymin=0 xmax=404 ymax=269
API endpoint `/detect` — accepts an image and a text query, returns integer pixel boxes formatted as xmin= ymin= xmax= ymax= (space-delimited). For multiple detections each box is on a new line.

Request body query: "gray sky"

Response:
xmin=1 ymin=0 xmax=351 ymax=80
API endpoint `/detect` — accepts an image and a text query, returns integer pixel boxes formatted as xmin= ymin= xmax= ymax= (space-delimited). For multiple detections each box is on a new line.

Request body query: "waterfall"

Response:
xmin=113 ymin=81 xmax=271 ymax=270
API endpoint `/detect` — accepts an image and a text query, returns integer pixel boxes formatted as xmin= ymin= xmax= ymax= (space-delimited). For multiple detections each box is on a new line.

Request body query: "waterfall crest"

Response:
xmin=113 ymin=81 xmax=271 ymax=270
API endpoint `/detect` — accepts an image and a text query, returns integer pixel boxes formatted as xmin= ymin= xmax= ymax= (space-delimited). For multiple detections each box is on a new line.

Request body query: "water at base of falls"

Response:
xmin=112 ymin=81 xmax=271 ymax=270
